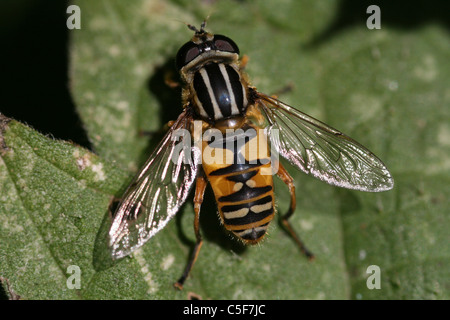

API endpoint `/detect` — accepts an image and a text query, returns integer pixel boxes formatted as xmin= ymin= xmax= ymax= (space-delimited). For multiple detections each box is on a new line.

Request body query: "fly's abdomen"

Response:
xmin=202 ymin=124 xmax=274 ymax=244
xmin=192 ymin=63 xmax=248 ymax=121
xmin=217 ymin=169 xmax=274 ymax=243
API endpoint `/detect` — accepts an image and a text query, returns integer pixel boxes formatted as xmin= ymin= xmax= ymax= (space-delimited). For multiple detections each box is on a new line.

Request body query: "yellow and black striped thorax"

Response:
xmin=176 ymin=30 xmax=248 ymax=122
xmin=201 ymin=123 xmax=275 ymax=244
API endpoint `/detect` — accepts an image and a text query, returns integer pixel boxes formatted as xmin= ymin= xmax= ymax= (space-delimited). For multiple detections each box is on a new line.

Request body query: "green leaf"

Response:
xmin=1 ymin=0 xmax=449 ymax=299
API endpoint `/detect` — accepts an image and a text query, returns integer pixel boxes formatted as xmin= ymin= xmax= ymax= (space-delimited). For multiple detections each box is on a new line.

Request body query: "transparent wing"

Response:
xmin=257 ymin=93 xmax=394 ymax=192
xmin=109 ymin=110 xmax=200 ymax=259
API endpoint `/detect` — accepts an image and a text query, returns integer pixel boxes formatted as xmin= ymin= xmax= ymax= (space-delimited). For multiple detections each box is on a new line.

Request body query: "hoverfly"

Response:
xmin=109 ymin=21 xmax=394 ymax=289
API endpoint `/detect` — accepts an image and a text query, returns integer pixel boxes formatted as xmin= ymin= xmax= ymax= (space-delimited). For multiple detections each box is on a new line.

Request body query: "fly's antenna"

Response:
xmin=187 ymin=23 xmax=201 ymax=34
xmin=200 ymin=18 xmax=207 ymax=32
xmin=187 ymin=17 xmax=209 ymax=35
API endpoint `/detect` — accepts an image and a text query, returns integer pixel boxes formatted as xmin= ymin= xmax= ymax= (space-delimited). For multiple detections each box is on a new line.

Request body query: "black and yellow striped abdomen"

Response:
xmin=201 ymin=122 xmax=274 ymax=244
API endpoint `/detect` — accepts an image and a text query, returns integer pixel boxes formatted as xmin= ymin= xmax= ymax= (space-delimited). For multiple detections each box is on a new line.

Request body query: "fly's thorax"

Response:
xmin=186 ymin=62 xmax=249 ymax=122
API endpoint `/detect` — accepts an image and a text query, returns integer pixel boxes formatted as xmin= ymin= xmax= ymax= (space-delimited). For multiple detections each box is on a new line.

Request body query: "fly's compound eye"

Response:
xmin=176 ymin=42 xmax=201 ymax=70
xmin=213 ymin=35 xmax=239 ymax=55
xmin=176 ymin=35 xmax=240 ymax=70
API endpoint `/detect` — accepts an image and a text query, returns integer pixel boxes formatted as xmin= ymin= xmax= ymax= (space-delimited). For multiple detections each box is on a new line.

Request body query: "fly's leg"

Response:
xmin=164 ymin=69 xmax=180 ymax=88
xmin=276 ymin=162 xmax=315 ymax=260
xmin=174 ymin=174 xmax=208 ymax=290
xmin=271 ymin=83 xmax=294 ymax=99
